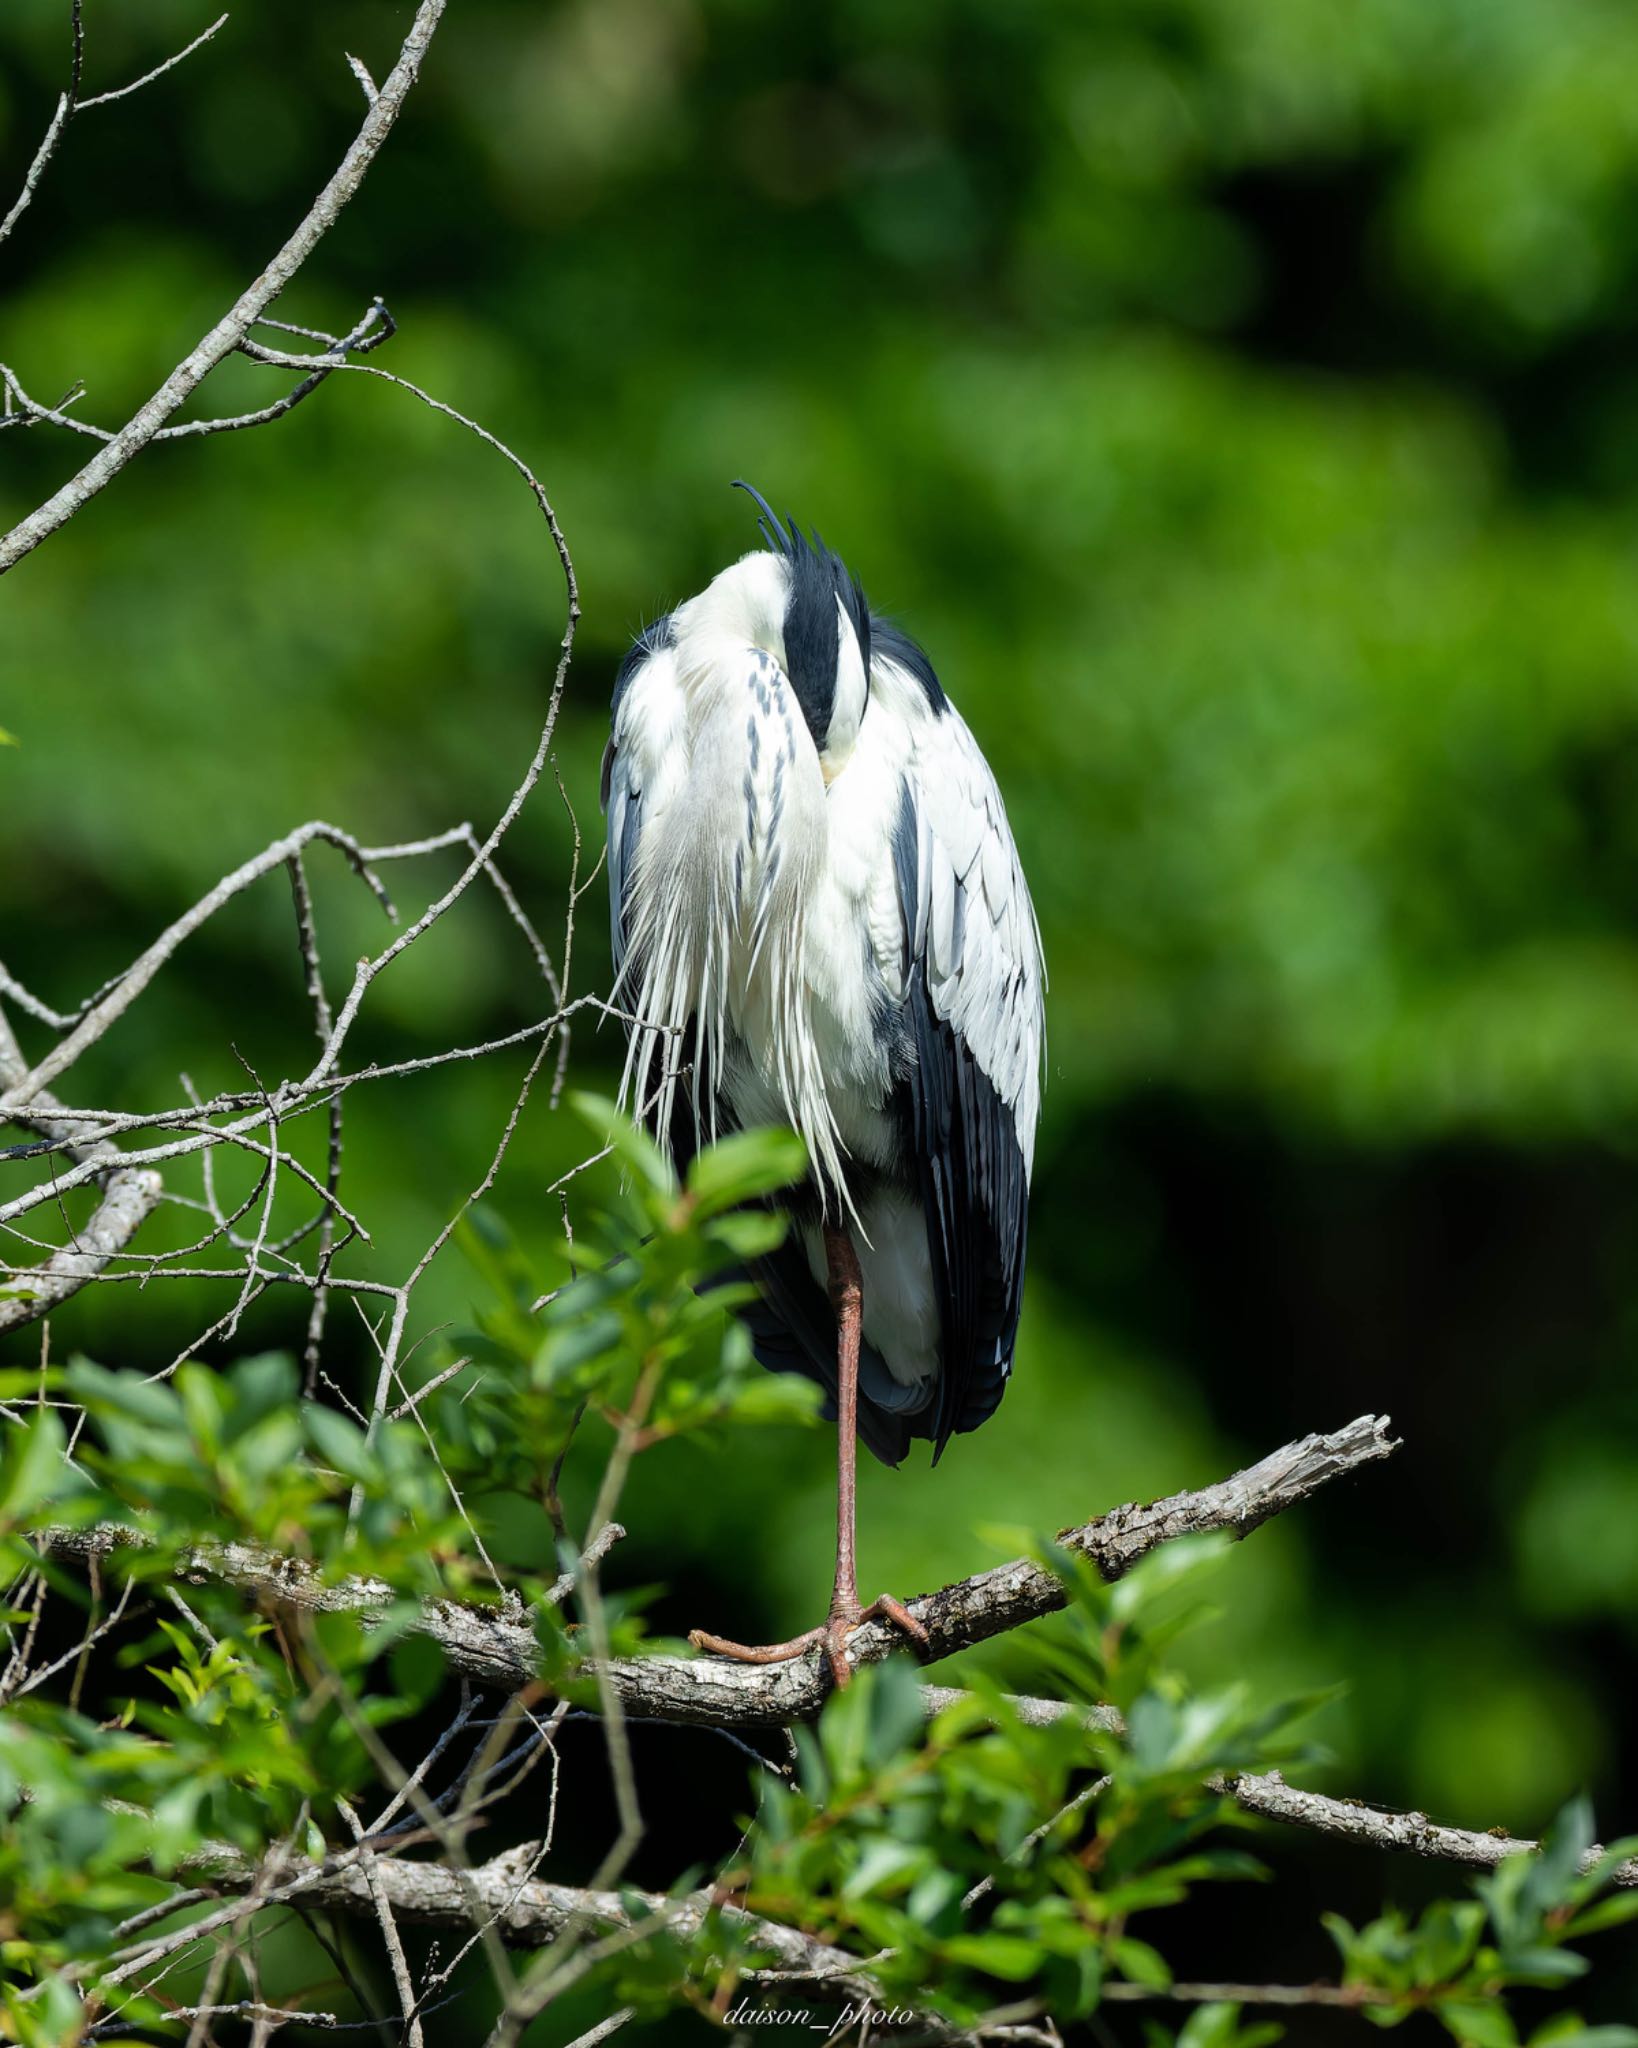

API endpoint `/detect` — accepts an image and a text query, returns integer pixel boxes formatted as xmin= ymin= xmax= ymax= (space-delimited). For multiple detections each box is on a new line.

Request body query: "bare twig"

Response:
xmin=337 ymin=1798 xmax=426 ymax=2048
xmin=346 ymin=54 xmax=380 ymax=106
xmin=78 ymin=14 xmax=231 ymax=110
xmin=1101 ymin=1981 xmax=1391 ymax=2009
xmin=0 ymin=92 xmax=72 ymax=249
xmin=0 ymin=0 xmax=445 ymax=572
xmin=1 ymin=300 xmax=396 ymax=446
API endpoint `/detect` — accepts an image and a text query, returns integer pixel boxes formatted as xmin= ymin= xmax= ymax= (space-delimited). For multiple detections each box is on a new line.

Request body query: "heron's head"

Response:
xmin=683 ymin=482 xmax=873 ymax=784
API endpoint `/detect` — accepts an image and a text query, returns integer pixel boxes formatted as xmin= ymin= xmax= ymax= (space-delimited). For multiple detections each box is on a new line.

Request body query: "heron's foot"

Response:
xmin=686 ymin=1623 xmax=826 ymax=1666
xmin=690 ymin=1593 xmax=928 ymax=1690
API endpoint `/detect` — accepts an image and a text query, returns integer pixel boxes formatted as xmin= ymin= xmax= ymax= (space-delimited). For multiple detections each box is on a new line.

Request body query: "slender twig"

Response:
xmin=0 ymin=300 xmax=395 ymax=445
xmin=0 ymin=0 xmax=445 ymax=572
xmin=77 ymin=14 xmax=230 ymax=109
xmin=1101 ymin=1981 xmax=1391 ymax=2009
xmin=336 ymin=1799 xmax=426 ymax=2048
xmin=0 ymin=1006 xmax=163 ymax=1333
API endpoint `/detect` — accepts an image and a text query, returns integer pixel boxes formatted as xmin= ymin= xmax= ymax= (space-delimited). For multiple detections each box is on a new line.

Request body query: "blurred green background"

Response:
xmin=6 ymin=0 xmax=1638 ymax=2028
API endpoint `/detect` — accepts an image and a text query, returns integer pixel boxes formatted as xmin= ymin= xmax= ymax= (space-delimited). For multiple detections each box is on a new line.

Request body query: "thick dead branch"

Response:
xmin=40 ymin=1418 xmax=1391 ymax=1702
xmin=190 ymin=1841 xmax=980 ymax=2043
xmin=35 ymin=1521 xmax=627 ymax=1659
xmin=0 ymin=1007 xmax=161 ymax=1334
xmin=1223 ymin=1767 xmax=1560 ymax=1880
xmin=210 ymin=1841 xmax=874 ymax=1982
xmin=626 ymin=1414 xmax=1400 ymax=1724
xmin=41 ymin=1416 xmax=1638 ymax=1888
xmin=43 ymin=1419 xmax=1600 ymax=1891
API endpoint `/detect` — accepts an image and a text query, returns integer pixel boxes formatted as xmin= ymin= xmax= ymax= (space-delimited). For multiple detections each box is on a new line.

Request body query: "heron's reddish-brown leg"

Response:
xmin=689 ymin=1225 xmax=929 ymax=1687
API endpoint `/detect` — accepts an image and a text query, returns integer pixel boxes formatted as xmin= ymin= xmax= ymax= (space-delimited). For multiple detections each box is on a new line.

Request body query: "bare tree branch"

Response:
xmin=634 ymin=1413 xmax=1402 ymax=1723
xmin=41 ymin=1418 xmax=1602 ymax=1895
xmin=77 ymin=13 xmax=230 ymax=111
xmin=0 ymin=0 xmax=80 ymax=251
xmin=38 ymin=1414 xmax=1638 ymax=1887
xmin=0 ymin=91 xmax=72 ymax=249
xmin=1100 ymin=1981 xmax=1391 ymax=2010
xmin=184 ymin=1842 xmax=1398 ymax=2032
xmin=1222 ymin=1767 xmax=1562 ymax=1882
xmin=0 ymin=0 xmax=445 ymax=573
xmin=1 ymin=300 xmax=396 ymax=446
xmin=38 ymin=1419 xmax=1390 ymax=1698
xmin=0 ymin=820 xmax=392 ymax=1114
xmin=0 ymin=1007 xmax=162 ymax=1333
xmin=337 ymin=1798 xmax=427 ymax=2048
xmin=188 ymin=1841 xmax=968 ymax=2038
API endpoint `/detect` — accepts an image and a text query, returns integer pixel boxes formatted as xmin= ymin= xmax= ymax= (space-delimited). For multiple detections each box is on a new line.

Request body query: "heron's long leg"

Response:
xmin=689 ymin=1222 xmax=929 ymax=1686
xmin=826 ymin=1223 xmax=866 ymax=1626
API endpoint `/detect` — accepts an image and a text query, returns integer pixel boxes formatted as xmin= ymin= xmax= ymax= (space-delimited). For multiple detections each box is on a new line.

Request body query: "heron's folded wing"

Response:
xmin=600 ymin=614 xmax=677 ymax=980
xmin=886 ymin=678 xmax=1044 ymax=1455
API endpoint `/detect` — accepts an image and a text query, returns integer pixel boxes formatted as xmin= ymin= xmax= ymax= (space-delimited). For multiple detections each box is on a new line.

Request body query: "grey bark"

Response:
xmin=0 ymin=1007 xmax=162 ymax=1333
xmin=39 ymin=1415 xmax=1396 ymax=1712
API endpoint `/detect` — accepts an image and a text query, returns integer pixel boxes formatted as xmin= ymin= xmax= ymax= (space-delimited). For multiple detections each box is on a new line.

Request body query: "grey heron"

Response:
xmin=601 ymin=483 xmax=1045 ymax=1684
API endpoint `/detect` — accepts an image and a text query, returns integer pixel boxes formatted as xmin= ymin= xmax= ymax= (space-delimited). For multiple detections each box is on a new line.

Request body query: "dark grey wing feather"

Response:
xmin=898 ymin=954 xmax=1030 ymax=1454
xmin=603 ymin=742 xmax=641 ymax=979
xmin=601 ymin=614 xmax=674 ymax=979
xmin=887 ymin=701 xmax=1043 ymax=1458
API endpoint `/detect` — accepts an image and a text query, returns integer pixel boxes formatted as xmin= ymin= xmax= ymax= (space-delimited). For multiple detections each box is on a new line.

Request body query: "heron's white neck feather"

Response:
xmin=617 ymin=630 xmax=857 ymax=1217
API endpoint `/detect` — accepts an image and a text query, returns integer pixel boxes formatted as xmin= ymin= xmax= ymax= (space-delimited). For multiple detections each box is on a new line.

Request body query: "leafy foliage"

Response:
xmin=444 ymin=1095 xmax=819 ymax=1504
xmin=679 ymin=1549 xmax=1638 ymax=2039
xmin=0 ymin=1116 xmax=820 ymax=2034
xmin=1326 ymin=1797 xmax=1638 ymax=2046
xmin=719 ymin=1539 xmax=1297 ymax=2026
xmin=1 ymin=1111 xmax=1636 ymax=2038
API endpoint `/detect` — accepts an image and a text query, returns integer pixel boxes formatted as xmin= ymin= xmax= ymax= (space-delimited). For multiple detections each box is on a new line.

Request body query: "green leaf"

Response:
xmin=302 ymin=1403 xmax=377 ymax=1483
xmin=941 ymin=1932 xmax=1047 ymax=1981
xmin=842 ymin=1836 xmax=924 ymax=1899
xmin=65 ymin=1358 xmax=182 ymax=1430
xmin=570 ymin=1091 xmax=673 ymax=1195
xmin=1519 ymin=1796 xmax=1597 ymax=1922
xmin=224 ymin=1354 xmax=299 ymax=1437
xmin=704 ymin=1210 xmax=789 ymax=1258
xmin=1439 ymin=2002 xmax=1520 ymax=2048
xmin=1173 ymin=2010 xmax=1284 ymax=2048
xmin=0 ymin=1406 xmax=67 ymax=1524
xmin=1564 ymin=1892 xmax=1638 ymax=1937
xmin=1530 ymin=2032 xmax=1638 ymax=2048
xmin=1528 ymin=2025 xmax=1638 ymax=2048
xmin=1496 ymin=1946 xmax=1587 ymax=1986
xmin=864 ymin=1655 xmax=928 ymax=1768
xmin=1112 ymin=1935 xmax=1173 ymax=1989
xmin=686 ymin=1127 xmax=807 ymax=1213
